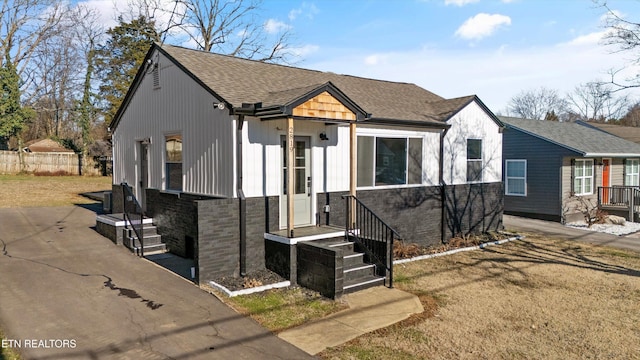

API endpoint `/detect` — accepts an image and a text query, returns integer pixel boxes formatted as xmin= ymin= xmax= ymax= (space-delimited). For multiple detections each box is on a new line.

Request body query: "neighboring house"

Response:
xmin=23 ymin=139 xmax=74 ymax=153
xmin=107 ymin=43 xmax=503 ymax=296
xmin=577 ymin=121 xmax=640 ymax=144
xmin=501 ymin=116 xmax=640 ymax=223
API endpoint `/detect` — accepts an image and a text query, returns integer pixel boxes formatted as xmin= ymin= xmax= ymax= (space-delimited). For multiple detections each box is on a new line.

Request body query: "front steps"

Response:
xmin=320 ymin=238 xmax=385 ymax=294
xmin=123 ymin=224 xmax=166 ymax=256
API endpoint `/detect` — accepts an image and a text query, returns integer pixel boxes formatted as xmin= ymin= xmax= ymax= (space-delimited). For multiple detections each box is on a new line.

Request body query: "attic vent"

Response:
xmin=152 ymin=63 xmax=160 ymax=89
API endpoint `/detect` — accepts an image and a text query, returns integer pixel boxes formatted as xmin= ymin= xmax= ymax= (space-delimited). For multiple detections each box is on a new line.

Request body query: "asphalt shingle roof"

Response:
xmin=578 ymin=121 xmax=640 ymax=144
xmin=499 ymin=116 xmax=640 ymax=156
xmin=159 ymin=44 xmax=477 ymax=125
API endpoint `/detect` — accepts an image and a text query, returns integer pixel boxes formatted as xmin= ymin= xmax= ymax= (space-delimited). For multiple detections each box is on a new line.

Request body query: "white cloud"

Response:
xmin=291 ymin=44 xmax=320 ymax=58
xmin=445 ymin=0 xmax=479 ymax=6
xmin=564 ymin=31 xmax=607 ymax=47
xmin=76 ymin=0 xmax=186 ymax=31
xmin=364 ymin=54 xmax=387 ymax=66
xmin=304 ymin=38 xmax=640 ymax=113
xmin=264 ymin=19 xmax=291 ymax=34
xmin=289 ymin=2 xmax=319 ymax=21
xmin=455 ymin=13 xmax=511 ymax=40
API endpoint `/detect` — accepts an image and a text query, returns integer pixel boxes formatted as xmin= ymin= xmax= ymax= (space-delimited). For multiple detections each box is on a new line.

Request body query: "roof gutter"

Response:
xmin=439 ymin=126 xmax=450 ymax=244
xmin=236 ymin=114 xmax=247 ymax=277
xmin=584 ymin=153 xmax=640 ymax=158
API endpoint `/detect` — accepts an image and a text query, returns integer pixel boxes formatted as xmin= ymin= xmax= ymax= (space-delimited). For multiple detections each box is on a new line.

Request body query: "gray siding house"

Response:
xmin=501 ymin=116 xmax=640 ymax=222
xmin=104 ymin=43 xmax=505 ymax=297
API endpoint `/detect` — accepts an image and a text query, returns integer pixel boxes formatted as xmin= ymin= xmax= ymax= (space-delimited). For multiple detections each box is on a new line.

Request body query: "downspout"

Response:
xmin=440 ymin=127 xmax=450 ymax=244
xmin=237 ymin=115 xmax=247 ymax=276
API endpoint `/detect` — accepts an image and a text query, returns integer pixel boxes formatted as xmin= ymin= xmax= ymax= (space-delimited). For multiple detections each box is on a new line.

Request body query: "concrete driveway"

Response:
xmin=0 ymin=206 xmax=312 ymax=359
xmin=504 ymin=214 xmax=640 ymax=252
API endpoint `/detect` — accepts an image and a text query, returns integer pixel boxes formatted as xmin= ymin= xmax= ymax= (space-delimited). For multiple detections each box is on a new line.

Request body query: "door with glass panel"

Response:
xmin=280 ymin=136 xmax=312 ymax=228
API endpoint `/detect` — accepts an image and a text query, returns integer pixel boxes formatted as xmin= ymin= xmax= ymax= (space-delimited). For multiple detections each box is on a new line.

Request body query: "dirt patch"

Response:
xmin=211 ymin=269 xmax=287 ymax=291
xmin=321 ymin=234 xmax=640 ymax=359
xmin=394 ymin=231 xmax=514 ymax=259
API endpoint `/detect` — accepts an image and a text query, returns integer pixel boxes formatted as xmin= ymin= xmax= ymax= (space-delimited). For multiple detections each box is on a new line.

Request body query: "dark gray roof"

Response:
xmin=158 ymin=44 xmax=484 ymax=125
xmin=500 ymin=116 xmax=640 ymax=157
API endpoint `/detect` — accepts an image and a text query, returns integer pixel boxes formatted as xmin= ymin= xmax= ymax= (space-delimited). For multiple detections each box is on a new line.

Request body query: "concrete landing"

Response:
xmin=278 ymin=286 xmax=423 ymax=355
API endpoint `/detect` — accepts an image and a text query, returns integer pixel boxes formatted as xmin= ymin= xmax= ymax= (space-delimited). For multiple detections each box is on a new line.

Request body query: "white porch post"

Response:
xmin=287 ymin=117 xmax=295 ymax=236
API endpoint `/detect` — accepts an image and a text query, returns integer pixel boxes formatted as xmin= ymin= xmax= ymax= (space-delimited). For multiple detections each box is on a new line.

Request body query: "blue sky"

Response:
xmin=85 ymin=0 xmax=640 ymax=113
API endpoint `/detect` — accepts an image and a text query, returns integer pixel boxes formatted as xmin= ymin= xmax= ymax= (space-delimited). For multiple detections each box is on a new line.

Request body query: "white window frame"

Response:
xmin=625 ymin=159 xmax=640 ymax=186
xmin=505 ymin=159 xmax=527 ymax=196
xmin=573 ymin=159 xmax=594 ymax=196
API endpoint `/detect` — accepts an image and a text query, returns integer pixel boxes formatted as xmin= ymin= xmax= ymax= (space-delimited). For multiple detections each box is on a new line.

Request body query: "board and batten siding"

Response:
xmin=112 ymin=50 xmax=235 ymax=198
xmin=242 ymin=120 xmax=444 ymax=198
xmin=242 ymin=118 xmax=351 ymax=197
xmin=502 ymin=127 xmax=577 ymax=219
xmin=442 ymin=101 xmax=502 ymax=185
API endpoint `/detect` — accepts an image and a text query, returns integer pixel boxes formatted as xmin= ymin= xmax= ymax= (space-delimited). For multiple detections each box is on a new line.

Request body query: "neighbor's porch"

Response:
xmin=597 ymin=186 xmax=640 ymax=221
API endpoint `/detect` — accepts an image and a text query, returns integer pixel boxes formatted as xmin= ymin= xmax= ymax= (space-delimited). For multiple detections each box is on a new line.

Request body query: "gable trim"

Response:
xmin=444 ymin=95 xmax=504 ymax=128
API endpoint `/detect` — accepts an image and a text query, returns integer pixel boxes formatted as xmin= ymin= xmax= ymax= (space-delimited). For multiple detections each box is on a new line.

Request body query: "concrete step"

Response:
xmin=326 ymin=241 xmax=354 ymax=252
xmin=124 ymin=234 xmax=163 ymax=248
xmin=132 ymin=243 xmax=168 ymax=256
xmin=343 ymin=275 xmax=385 ymax=294
xmin=344 ymin=263 xmax=375 ymax=282
xmin=343 ymin=251 xmax=365 ymax=267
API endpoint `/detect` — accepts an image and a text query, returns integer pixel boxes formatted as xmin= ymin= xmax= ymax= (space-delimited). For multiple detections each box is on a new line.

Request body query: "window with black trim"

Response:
xmin=356 ymin=136 xmax=422 ymax=187
xmin=467 ymin=139 xmax=483 ymax=182
xmin=165 ymin=135 xmax=182 ymax=191
xmin=573 ymin=159 xmax=593 ymax=195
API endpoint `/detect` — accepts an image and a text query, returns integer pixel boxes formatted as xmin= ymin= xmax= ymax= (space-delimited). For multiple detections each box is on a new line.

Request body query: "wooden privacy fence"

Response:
xmin=0 ymin=150 xmax=109 ymax=176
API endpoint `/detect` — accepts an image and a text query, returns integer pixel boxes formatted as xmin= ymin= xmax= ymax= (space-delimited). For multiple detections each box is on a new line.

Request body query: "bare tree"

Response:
xmin=176 ymin=0 xmax=296 ymax=63
xmin=506 ymin=87 xmax=569 ymax=120
xmin=0 ymin=0 xmax=65 ymax=80
xmin=598 ymin=0 xmax=640 ymax=90
xmin=567 ymin=81 xmax=631 ymax=121
xmin=619 ymin=101 xmax=640 ymax=126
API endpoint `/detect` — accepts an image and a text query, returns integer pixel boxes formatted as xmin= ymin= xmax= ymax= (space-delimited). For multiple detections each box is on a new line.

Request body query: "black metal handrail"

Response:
xmin=343 ymin=195 xmax=401 ymax=288
xmin=122 ymin=183 xmax=144 ymax=257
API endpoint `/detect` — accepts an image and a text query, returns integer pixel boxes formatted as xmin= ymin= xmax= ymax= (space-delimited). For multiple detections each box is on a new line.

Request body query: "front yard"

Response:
xmin=224 ymin=233 xmax=640 ymax=359
xmin=0 ymin=175 xmax=111 ymax=208
xmin=1 ymin=175 xmax=639 ymax=358
xmin=318 ymin=234 xmax=640 ymax=359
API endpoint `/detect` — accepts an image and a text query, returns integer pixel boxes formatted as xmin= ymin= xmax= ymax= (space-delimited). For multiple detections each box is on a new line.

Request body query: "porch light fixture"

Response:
xmin=319 ymin=132 xmax=329 ymax=141
xmin=213 ymin=102 xmax=225 ymax=110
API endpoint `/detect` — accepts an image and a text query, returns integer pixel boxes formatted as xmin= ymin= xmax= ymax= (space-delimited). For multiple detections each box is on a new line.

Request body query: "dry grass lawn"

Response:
xmin=0 ymin=175 xmax=111 ymax=208
xmin=321 ymin=234 xmax=640 ymax=360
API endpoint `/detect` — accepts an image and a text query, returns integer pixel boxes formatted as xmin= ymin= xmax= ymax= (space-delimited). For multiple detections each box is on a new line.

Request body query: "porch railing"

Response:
xmin=343 ymin=195 xmax=401 ymax=288
xmin=597 ymin=186 xmax=640 ymax=220
xmin=122 ymin=182 xmax=145 ymax=257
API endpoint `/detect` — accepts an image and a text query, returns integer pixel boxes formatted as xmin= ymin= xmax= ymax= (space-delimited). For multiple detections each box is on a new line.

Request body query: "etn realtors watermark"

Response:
xmin=1 ymin=338 xmax=76 ymax=349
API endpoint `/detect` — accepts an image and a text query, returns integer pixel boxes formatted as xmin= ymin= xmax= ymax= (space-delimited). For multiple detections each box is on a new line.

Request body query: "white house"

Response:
xmin=108 ymin=43 xmax=503 ymax=297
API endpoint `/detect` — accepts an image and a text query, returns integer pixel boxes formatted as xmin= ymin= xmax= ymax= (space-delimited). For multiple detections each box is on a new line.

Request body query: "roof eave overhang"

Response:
xmin=584 ymin=153 xmax=640 ymax=158
xmin=366 ymin=117 xmax=450 ymax=129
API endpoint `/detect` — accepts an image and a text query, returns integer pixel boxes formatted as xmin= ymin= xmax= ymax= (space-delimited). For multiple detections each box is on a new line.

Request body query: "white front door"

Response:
xmin=280 ymin=136 xmax=312 ymax=228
